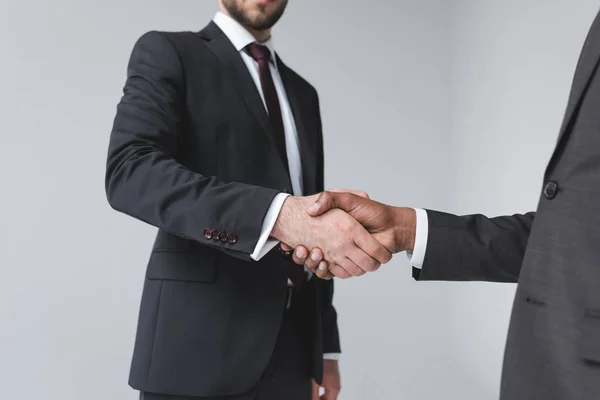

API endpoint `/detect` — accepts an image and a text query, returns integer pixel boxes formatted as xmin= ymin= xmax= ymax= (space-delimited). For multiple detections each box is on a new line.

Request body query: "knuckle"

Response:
xmin=333 ymin=218 xmax=346 ymax=231
xmin=341 ymin=222 xmax=355 ymax=235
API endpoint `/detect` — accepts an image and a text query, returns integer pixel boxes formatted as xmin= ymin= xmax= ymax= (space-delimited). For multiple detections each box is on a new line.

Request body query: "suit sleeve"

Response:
xmin=105 ymin=31 xmax=280 ymax=260
xmin=413 ymin=210 xmax=536 ymax=283
xmin=313 ymin=91 xmax=341 ymax=354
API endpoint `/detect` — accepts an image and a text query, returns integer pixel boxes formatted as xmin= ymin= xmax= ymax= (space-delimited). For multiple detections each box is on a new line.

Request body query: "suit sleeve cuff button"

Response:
xmin=227 ymin=233 xmax=238 ymax=244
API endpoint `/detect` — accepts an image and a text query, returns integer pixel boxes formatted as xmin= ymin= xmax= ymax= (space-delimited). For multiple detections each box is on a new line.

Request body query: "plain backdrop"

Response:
xmin=1 ymin=1 xmax=599 ymax=399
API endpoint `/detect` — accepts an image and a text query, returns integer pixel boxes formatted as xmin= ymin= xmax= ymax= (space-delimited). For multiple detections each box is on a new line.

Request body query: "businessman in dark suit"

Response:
xmin=287 ymin=9 xmax=600 ymax=400
xmin=105 ymin=1 xmax=392 ymax=399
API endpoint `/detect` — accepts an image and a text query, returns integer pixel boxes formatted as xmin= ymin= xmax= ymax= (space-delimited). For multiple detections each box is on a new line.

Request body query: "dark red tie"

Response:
xmin=246 ymin=43 xmax=289 ymax=171
xmin=247 ymin=43 xmax=305 ymax=288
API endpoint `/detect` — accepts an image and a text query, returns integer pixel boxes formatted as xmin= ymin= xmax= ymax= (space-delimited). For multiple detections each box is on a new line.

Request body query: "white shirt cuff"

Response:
xmin=405 ymin=208 xmax=428 ymax=268
xmin=323 ymin=353 xmax=340 ymax=361
xmin=250 ymin=193 xmax=291 ymax=261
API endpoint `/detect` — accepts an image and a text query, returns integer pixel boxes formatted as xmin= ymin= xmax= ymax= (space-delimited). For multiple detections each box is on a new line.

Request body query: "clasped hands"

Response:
xmin=271 ymin=189 xmax=416 ymax=279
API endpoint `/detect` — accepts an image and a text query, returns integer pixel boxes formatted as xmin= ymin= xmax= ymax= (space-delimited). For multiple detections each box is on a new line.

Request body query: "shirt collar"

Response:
xmin=213 ymin=11 xmax=277 ymax=66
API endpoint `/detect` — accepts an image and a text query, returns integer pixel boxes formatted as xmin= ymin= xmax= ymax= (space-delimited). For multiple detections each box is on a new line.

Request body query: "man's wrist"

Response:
xmin=270 ymin=197 xmax=290 ymax=242
xmin=392 ymin=207 xmax=416 ymax=252
xmin=250 ymin=193 xmax=290 ymax=261
xmin=271 ymin=196 xmax=304 ymax=244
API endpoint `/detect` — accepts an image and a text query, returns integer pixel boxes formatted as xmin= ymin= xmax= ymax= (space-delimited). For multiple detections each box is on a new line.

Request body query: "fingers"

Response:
xmin=312 ymin=380 xmax=320 ymax=400
xmin=304 ymin=248 xmax=324 ymax=269
xmin=307 ymin=192 xmax=361 ymax=217
xmin=340 ymin=257 xmax=368 ymax=278
xmin=280 ymin=243 xmax=293 ymax=252
xmin=306 ymin=256 xmax=334 ymax=280
xmin=288 ymin=247 xmax=334 ymax=280
xmin=354 ymin=227 xmax=393 ymax=265
xmin=294 ymin=247 xmax=324 ymax=273
xmin=310 ymin=214 xmax=388 ymax=278
xmin=316 ymin=261 xmax=334 ymax=280
xmin=328 ymin=262 xmax=353 ymax=279
xmin=291 ymin=246 xmax=309 ymax=265
xmin=346 ymin=247 xmax=382 ymax=274
xmin=322 ymin=388 xmax=340 ymax=400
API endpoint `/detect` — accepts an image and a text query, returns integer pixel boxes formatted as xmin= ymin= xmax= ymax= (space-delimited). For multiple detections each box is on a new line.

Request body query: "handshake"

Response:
xmin=270 ymin=189 xmax=417 ymax=279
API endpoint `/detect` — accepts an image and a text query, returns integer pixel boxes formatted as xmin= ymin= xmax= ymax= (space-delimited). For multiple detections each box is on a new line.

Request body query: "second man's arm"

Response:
xmin=293 ymin=191 xmax=535 ymax=283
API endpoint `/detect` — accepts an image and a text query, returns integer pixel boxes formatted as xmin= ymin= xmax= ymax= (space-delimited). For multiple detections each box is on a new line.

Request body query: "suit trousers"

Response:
xmin=139 ymin=290 xmax=313 ymax=400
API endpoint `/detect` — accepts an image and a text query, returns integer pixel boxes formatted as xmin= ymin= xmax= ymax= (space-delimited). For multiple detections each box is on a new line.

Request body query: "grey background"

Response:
xmin=1 ymin=0 xmax=598 ymax=399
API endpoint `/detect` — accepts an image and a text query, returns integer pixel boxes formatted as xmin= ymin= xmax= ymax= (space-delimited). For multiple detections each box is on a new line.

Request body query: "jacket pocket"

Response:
xmin=146 ymin=250 xmax=217 ymax=283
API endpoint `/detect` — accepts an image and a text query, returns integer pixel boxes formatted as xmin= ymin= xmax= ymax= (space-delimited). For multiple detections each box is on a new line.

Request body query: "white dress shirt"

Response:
xmin=406 ymin=208 xmax=429 ymax=268
xmin=212 ymin=13 xmax=300 ymax=261
xmin=217 ymin=8 xmax=427 ymax=282
xmin=212 ymin=12 xmax=339 ymax=360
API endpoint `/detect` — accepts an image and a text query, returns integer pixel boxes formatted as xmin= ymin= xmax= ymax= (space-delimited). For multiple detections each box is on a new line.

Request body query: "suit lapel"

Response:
xmin=201 ymin=23 xmax=278 ymax=149
xmin=547 ymin=12 xmax=600 ymax=173
xmin=277 ymin=58 xmax=318 ymax=195
xmin=200 ymin=22 xmax=316 ymax=193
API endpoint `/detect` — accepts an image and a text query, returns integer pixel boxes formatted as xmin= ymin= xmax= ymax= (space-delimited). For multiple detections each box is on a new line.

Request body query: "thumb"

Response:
xmin=328 ymin=188 xmax=370 ymax=199
xmin=307 ymin=191 xmax=359 ymax=216
xmin=306 ymin=191 xmax=337 ymax=216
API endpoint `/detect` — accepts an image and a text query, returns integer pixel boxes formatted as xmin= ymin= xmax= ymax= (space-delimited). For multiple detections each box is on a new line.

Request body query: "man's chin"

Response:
xmin=245 ymin=15 xmax=277 ymax=31
xmin=248 ymin=24 xmax=274 ymax=32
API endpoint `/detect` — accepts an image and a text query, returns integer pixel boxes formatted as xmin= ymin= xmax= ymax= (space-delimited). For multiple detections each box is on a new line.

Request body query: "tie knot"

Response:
xmin=246 ymin=43 xmax=271 ymax=62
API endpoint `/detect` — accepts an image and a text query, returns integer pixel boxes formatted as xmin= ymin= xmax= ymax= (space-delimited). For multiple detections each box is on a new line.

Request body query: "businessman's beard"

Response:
xmin=222 ymin=0 xmax=288 ymax=31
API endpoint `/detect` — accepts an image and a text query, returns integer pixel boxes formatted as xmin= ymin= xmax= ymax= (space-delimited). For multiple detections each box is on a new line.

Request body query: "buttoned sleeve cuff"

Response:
xmin=250 ymin=193 xmax=291 ymax=261
xmin=323 ymin=353 xmax=340 ymax=361
xmin=405 ymin=208 xmax=428 ymax=269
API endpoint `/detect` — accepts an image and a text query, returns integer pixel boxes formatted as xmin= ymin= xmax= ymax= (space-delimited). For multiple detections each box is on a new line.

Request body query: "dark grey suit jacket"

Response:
xmin=105 ymin=22 xmax=339 ymax=398
xmin=414 ymin=11 xmax=600 ymax=400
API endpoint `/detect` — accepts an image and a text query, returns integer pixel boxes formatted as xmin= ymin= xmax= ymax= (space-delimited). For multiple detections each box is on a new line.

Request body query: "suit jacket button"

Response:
xmin=218 ymin=232 xmax=228 ymax=243
xmin=204 ymin=229 xmax=213 ymax=240
xmin=227 ymin=233 xmax=238 ymax=244
xmin=211 ymin=230 xmax=221 ymax=240
xmin=543 ymin=181 xmax=558 ymax=199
